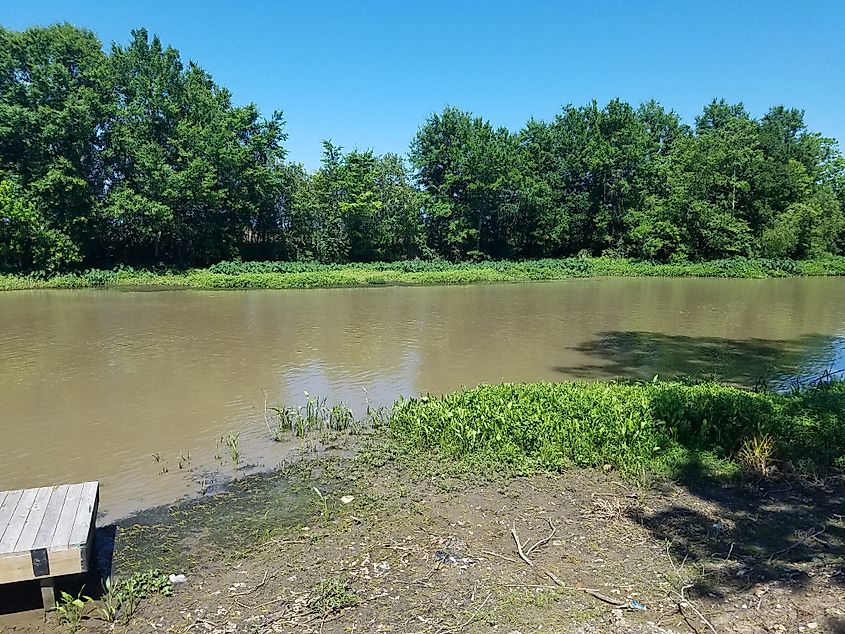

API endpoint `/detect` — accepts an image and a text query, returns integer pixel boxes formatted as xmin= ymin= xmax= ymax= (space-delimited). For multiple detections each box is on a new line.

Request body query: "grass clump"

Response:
xmin=307 ymin=578 xmax=357 ymax=615
xmin=387 ymin=380 xmax=845 ymax=478
xmin=2 ymin=256 xmax=844 ymax=291
xmin=94 ymin=570 xmax=173 ymax=624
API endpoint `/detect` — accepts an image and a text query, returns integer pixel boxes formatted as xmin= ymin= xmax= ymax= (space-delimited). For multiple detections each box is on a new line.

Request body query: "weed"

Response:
xmin=95 ymin=577 xmax=120 ymax=623
xmin=307 ymin=578 xmax=357 ymax=614
xmin=269 ymin=392 xmax=357 ymax=440
xmin=738 ymin=434 xmax=777 ymax=476
xmin=55 ymin=589 xmax=92 ymax=631
xmin=312 ymin=486 xmax=330 ymax=521
xmin=387 ymin=380 xmax=845 ymax=477
xmin=4 ymin=256 xmax=844 ymax=292
xmin=119 ymin=570 xmax=173 ymax=622
xmin=224 ymin=431 xmax=240 ymax=464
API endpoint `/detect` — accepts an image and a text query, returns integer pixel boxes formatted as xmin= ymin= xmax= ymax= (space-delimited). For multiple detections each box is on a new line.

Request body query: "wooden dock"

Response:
xmin=0 ymin=482 xmax=99 ymax=609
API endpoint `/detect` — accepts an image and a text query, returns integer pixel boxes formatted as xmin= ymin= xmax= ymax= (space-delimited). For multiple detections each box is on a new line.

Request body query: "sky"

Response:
xmin=2 ymin=0 xmax=844 ymax=170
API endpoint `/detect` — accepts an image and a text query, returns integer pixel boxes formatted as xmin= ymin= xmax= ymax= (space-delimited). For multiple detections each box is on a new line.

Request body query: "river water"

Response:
xmin=2 ymin=278 xmax=844 ymax=519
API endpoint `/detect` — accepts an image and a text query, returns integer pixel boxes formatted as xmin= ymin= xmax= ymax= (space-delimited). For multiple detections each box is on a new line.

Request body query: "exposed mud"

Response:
xmin=1 ymin=454 xmax=843 ymax=633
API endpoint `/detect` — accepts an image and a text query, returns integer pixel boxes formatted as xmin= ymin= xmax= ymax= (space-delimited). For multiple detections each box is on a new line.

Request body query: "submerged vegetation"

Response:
xmin=2 ymin=24 xmax=845 ymax=275
xmin=383 ymin=380 xmax=845 ymax=479
xmin=2 ymin=255 xmax=845 ymax=291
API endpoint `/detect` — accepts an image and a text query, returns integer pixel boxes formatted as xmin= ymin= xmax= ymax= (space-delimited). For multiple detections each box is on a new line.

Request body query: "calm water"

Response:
xmin=2 ymin=278 xmax=844 ymax=519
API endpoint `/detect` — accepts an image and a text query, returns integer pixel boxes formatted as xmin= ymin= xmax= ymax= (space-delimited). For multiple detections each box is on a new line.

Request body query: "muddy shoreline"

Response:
xmin=1 ymin=446 xmax=843 ymax=633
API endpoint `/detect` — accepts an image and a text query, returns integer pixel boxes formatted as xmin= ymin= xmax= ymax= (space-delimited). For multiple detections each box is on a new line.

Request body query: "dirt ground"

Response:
xmin=1 ymin=455 xmax=843 ymax=633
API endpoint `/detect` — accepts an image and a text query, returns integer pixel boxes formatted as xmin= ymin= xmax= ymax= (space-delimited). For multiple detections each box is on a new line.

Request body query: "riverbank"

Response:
xmin=3 ymin=256 xmax=845 ymax=291
xmin=111 ymin=455 xmax=842 ymax=634
xmin=1 ymin=380 xmax=843 ymax=631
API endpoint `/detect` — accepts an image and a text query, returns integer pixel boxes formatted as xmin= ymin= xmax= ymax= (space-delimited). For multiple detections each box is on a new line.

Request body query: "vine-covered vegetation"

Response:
xmin=2 ymin=24 xmax=845 ymax=273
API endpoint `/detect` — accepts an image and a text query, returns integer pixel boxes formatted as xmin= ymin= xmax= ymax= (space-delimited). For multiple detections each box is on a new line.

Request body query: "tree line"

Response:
xmin=1 ymin=24 xmax=844 ymax=272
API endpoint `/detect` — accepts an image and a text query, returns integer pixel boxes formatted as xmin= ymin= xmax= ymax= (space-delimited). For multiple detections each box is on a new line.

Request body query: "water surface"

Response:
xmin=1 ymin=277 xmax=843 ymax=519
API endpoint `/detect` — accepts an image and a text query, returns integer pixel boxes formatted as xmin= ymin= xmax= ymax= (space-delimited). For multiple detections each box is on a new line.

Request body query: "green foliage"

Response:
xmin=387 ymin=380 xmax=845 ymax=477
xmin=1 ymin=255 xmax=844 ymax=291
xmin=97 ymin=570 xmax=173 ymax=623
xmin=307 ymin=578 xmax=357 ymax=614
xmin=270 ymin=393 xmax=358 ymax=439
xmin=1 ymin=23 xmax=844 ymax=271
xmin=224 ymin=431 xmax=240 ymax=465
xmin=0 ymin=180 xmax=79 ymax=272
xmin=122 ymin=569 xmax=173 ymax=597
xmin=95 ymin=577 xmax=120 ymax=623
xmin=55 ymin=588 xmax=92 ymax=631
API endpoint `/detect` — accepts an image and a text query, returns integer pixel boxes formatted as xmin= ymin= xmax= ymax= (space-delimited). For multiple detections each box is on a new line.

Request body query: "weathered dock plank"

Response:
xmin=31 ymin=484 xmax=69 ymax=551
xmin=0 ymin=481 xmax=99 ymax=609
xmin=0 ymin=488 xmax=39 ymax=553
xmin=0 ymin=490 xmax=23 ymax=539
xmin=14 ymin=486 xmax=54 ymax=553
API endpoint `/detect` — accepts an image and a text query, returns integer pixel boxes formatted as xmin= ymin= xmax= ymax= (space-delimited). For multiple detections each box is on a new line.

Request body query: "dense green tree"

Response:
xmin=411 ymin=107 xmax=519 ymax=260
xmin=1 ymin=23 xmax=844 ymax=271
xmin=0 ymin=180 xmax=78 ymax=271
xmin=297 ymin=143 xmax=425 ymax=262
xmin=102 ymin=29 xmax=287 ymax=265
xmin=0 ymin=24 xmax=110 ymax=260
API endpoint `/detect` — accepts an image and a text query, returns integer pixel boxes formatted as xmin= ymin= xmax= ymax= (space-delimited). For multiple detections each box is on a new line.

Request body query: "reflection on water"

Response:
xmin=1 ymin=277 xmax=843 ymax=519
xmin=558 ymin=332 xmax=845 ymax=389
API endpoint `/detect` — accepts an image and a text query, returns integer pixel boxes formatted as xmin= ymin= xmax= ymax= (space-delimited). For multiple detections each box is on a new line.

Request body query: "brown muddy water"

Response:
xmin=1 ymin=277 xmax=844 ymax=520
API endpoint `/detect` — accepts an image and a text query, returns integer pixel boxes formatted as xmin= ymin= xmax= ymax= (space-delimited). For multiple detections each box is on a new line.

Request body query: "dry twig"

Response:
xmin=434 ymin=591 xmax=493 ymax=634
xmin=674 ymin=590 xmax=717 ymax=634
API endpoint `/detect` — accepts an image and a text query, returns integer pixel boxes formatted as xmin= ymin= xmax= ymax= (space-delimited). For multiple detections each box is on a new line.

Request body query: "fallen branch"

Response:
xmin=511 ymin=524 xmax=533 ymax=565
xmin=543 ymin=571 xmax=626 ymax=608
xmin=511 ymin=521 xmax=633 ymax=611
xmin=183 ymin=618 xmax=219 ymax=633
xmin=525 ymin=518 xmax=557 ymax=557
xmin=481 ymin=550 xmax=518 ymax=564
xmin=230 ymin=570 xmax=268 ymax=598
xmin=674 ymin=590 xmax=717 ymax=634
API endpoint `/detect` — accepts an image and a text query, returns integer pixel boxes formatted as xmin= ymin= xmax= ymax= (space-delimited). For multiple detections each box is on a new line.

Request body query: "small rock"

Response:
xmin=169 ymin=574 xmax=187 ymax=583
xmin=340 ymin=495 xmax=355 ymax=504
xmin=806 ymin=624 xmax=818 ymax=630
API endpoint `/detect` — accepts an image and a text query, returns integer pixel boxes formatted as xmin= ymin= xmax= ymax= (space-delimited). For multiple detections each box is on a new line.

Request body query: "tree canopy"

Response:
xmin=1 ymin=24 xmax=843 ymax=272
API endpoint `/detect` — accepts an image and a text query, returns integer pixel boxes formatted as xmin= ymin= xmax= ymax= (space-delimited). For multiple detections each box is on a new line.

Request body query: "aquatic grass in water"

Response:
xmin=3 ymin=256 xmax=845 ymax=291
xmin=269 ymin=392 xmax=360 ymax=439
xmin=224 ymin=432 xmax=240 ymax=465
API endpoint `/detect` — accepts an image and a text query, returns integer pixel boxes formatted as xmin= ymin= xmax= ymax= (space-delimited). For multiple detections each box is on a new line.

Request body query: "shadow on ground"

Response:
xmin=555 ymin=331 xmax=844 ymax=387
xmin=626 ymin=465 xmax=845 ymax=630
xmin=634 ymin=474 xmax=844 ymax=589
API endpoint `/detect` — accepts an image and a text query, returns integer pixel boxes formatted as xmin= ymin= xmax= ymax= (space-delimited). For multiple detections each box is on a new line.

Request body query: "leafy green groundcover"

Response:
xmin=2 ymin=256 xmax=845 ymax=291
xmin=387 ymin=380 xmax=845 ymax=477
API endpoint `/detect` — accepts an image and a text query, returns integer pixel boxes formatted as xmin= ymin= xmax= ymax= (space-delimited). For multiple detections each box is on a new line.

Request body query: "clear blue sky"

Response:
xmin=3 ymin=0 xmax=844 ymax=169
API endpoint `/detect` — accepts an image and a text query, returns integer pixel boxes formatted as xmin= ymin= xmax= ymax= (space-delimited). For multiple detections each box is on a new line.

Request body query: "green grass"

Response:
xmin=385 ymin=380 xmax=845 ymax=479
xmin=2 ymin=256 xmax=845 ymax=291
